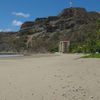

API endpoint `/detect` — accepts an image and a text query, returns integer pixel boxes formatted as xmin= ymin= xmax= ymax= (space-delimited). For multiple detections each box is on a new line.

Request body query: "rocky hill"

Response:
xmin=0 ymin=7 xmax=100 ymax=53
xmin=0 ymin=32 xmax=17 ymax=52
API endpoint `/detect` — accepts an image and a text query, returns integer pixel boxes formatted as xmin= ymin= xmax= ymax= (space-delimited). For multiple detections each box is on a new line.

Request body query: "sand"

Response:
xmin=0 ymin=54 xmax=100 ymax=100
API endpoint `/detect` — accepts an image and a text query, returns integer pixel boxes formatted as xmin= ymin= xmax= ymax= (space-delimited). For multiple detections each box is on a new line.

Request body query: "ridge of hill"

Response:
xmin=0 ymin=7 xmax=100 ymax=53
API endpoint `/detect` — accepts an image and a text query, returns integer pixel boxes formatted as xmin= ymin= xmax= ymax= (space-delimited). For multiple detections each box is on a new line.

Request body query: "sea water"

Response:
xmin=0 ymin=54 xmax=23 ymax=58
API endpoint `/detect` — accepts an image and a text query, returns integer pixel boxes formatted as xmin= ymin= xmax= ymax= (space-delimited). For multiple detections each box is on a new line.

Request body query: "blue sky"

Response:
xmin=0 ymin=0 xmax=100 ymax=32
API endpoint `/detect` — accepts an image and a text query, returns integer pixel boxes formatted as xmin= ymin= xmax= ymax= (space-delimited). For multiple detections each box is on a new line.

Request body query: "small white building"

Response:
xmin=59 ymin=41 xmax=70 ymax=53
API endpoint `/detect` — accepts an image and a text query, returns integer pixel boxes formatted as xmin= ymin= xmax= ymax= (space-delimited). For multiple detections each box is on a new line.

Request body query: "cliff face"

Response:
xmin=20 ymin=7 xmax=100 ymax=34
xmin=0 ymin=7 xmax=100 ymax=53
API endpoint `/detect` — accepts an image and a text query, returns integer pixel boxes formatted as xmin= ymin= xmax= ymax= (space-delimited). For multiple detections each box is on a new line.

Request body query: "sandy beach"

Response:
xmin=0 ymin=54 xmax=100 ymax=100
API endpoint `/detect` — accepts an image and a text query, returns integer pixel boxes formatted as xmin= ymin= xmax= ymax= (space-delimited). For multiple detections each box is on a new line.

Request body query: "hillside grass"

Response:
xmin=83 ymin=53 xmax=100 ymax=58
xmin=0 ymin=51 xmax=20 ymax=55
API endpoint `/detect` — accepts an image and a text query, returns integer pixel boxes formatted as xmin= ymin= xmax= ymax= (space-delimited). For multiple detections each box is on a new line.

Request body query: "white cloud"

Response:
xmin=0 ymin=29 xmax=12 ymax=32
xmin=12 ymin=12 xmax=30 ymax=18
xmin=12 ymin=20 xmax=23 ymax=26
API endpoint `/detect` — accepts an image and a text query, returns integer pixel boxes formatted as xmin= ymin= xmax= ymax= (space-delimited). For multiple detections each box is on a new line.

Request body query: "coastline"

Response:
xmin=0 ymin=53 xmax=59 ymax=60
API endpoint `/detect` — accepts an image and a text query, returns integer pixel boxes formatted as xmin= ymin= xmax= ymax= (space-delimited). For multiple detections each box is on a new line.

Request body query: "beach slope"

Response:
xmin=0 ymin=54 xmax=100 ymax=100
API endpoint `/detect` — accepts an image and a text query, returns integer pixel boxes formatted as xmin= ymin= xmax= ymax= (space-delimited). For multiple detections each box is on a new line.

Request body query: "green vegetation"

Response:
xmin=83 ymin=53 xmax=100 ymax=58
xmin=70 ymin=19 xmax=100 ymax=54
xmin=49 ymin=47 xmax=58 ymax=53
xmin=0 ymin=52 xmax=18 ymax=55
xmin=13 ymin=35 xmax=27 ymax=52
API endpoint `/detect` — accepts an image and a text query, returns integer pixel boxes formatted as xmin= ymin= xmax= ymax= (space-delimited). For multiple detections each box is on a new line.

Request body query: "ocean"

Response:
xmin=0 ymin=54 xmax=23 ymax=58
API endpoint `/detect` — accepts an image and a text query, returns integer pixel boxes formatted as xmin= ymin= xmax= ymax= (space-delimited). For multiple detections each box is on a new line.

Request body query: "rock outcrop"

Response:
xmin=20 ymin=7 xmax=100 ymax=34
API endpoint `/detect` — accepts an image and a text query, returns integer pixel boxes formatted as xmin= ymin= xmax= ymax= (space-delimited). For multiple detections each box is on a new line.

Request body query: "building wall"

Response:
xmin=59 ymin=41 xmax=70 ymax=53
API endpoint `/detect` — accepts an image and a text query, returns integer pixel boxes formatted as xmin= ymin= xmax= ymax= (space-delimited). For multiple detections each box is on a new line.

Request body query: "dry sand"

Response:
xmin=0 ymin=54 xmax=100 ymax=100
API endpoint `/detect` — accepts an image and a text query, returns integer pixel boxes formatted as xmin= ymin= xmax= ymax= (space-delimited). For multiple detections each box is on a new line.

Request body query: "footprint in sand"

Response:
xmin=32 ymin=93 xmax=34 ymax=96
xmin=9 ymin=82 xmax=12 ymax=86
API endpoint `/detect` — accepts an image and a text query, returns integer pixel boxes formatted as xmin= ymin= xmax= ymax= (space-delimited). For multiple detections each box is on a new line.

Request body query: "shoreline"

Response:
xmin=0 ymin=53 xmax=60 ymax=60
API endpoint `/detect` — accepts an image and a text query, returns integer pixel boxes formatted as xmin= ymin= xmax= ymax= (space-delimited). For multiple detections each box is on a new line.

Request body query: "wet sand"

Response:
xmin=0 ymin=54 xmax=100 ymax=100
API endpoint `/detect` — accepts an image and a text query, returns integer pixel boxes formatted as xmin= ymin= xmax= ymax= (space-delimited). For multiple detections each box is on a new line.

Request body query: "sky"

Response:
xmin=0 ymin=0 xmax=100 ymax=32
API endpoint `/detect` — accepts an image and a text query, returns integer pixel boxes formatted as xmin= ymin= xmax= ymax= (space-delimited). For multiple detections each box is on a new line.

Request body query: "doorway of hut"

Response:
xmin=59 ymin=41 xmax=70 ymax=53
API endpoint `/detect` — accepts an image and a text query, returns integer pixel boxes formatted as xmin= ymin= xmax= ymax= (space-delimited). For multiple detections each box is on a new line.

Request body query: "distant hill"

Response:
xmin=0 ymin=7 xmax=100 ymax=53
